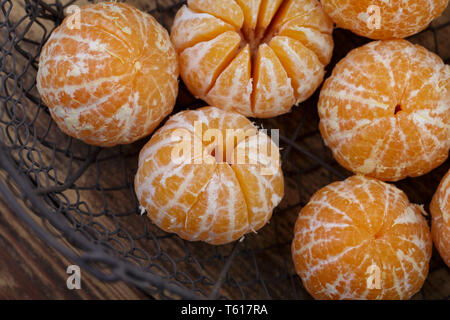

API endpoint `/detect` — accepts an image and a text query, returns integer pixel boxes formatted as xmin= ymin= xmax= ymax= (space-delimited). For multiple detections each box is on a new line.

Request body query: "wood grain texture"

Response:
xmin=0 ymin=196 xmax=148 ymax=299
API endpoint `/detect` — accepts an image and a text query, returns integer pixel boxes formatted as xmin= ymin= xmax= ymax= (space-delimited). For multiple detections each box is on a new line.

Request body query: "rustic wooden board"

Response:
xmin=0 ymin=0 xmax=448 ymax=300
xmin=0 ymin=195 xmax=149 ymax=299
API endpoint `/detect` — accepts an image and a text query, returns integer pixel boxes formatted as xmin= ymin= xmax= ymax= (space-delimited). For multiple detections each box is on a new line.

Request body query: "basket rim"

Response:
xmin=0 ymin=142 xmax=202 ymax=299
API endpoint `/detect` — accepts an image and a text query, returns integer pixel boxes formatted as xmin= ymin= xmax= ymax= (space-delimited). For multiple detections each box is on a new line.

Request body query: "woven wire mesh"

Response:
xmin=0 ymin=0 xmax=449 ymax=299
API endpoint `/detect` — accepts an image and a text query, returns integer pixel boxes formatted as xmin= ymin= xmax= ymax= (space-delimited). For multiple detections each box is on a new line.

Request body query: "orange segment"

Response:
xmin=135 ymin=128 xmax=216 ymax=234
xmin=183 ymin=163 xmax=249 ymax=245
xmin=179 ymin=31 xmax=241 ymax=98
xmin=396 ymin=113 xmax=447 ymax=179
xmin=269 ymin=36 xmax=324 ymax=103
xmin=231 ymin=133 xmax=284 ymax=231
xmin=188 ymin=0 xmax=245 ymax=29
xmin=252 ymin=44 xmax=296 ymax=118
xmin=278 ymin=1 xmax=333 ymax=33
xmin=292 ymin=175 xmax=432 ymax=300
xmin=256 ymin=0 xmax=284 ymax=30
xmin=382 ymin=211 xmax=432 ymax=294
xmin=192 ymin=106 xmax=257 ymax=161
xmin=206 ymin=45 xmax=253 ymax=117
xmin=401 ymin=44 xmax=450 ymax=112
xmin=170 ymin=5 xmax=235 ymax=52
xmin=235 ymin=0 xmax=262 ymax=31
xmin=163 ymin=106 xmax=256 ymax=144
xmin=318 ymin=42 xmax=397 ymax=123
xmin=78 ymin=3 xmax=148 ymax=56
xmin=278 ymin=23 xmax=334 ymax=64
xmin=270 ymin=0 xmax=329 ymax=30
xmin=430 ymin=170 xmax=450 ymax=267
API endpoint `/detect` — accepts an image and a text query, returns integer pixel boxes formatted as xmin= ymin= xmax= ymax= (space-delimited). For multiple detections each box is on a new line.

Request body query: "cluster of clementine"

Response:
xmin=291 ymin=0 xmax=449 ymax=300
xmin=37 ymin=0 xmax=449 ymax=300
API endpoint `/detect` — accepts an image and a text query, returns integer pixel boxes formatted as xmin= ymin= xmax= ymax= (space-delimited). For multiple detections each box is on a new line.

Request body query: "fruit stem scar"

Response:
xmin=394 ymin=104 xmax=402 ymax=114
xmin=134 ymin=61 xmax=142 ymax=71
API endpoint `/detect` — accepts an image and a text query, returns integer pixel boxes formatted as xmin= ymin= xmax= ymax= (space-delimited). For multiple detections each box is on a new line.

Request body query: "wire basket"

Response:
xmin=0 ymin=0 xmax=449 ymax=299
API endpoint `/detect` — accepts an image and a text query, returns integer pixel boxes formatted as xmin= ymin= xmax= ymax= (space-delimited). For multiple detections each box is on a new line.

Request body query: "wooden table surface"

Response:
xmin=0 ymin=196 xmax=148 ymax=299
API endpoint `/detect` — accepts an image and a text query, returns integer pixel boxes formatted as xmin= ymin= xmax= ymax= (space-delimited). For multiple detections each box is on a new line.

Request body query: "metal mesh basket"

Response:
xmin=0 ymin=0 xmax=449 ymax=299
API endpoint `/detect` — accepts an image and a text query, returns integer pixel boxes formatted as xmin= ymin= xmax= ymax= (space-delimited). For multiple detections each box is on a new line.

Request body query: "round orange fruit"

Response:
xmin=134 ymin=106 xmax=284 ymax=245
xmin=170 ymin=0 xmax=334 ymax=118
xmin=321 ymin=0 xmax=449 ymax=39
xmin=292 ymin=175 xmax=432 ymax=300
xmin=430 ymin=169 xmax=450 ymax=267
xmin=318 ymin=40 xmax=450 ymax=182
xmin=37 ymin=2 xmax=179 ymax=147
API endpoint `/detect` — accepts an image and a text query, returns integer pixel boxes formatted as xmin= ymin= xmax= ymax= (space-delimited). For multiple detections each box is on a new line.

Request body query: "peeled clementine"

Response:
xmin=430 ymin=169 xmax=450 ymax=267
xmin=292 ymin=175 xmax=432 ymax=300
xmin=318 ymin=40 xmax=450 ymax=182
xmin=134 ymin=106 xmax=284 ymax=245
xmin=321 ymin=0 xmax=449 ymax=39
xmin=37 ymin=2 xmax=179 ymax=147
xmin=170 ymin=0 xmax=334 ymax=118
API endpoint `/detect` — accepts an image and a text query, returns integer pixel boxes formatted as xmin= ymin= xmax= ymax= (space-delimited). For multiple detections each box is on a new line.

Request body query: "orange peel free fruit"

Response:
xmin=430 ymin=169 xmax=450 ymax=267
xmin=292 ymin=175 xmax=432 ymax=300
xmin=321 ymin=0 xmax=449 ymax=40
xmin=37 ymin=2 xmax=179 ymax=147
xmin=318 ymin=40 xmax=450 ymax=182
xmin=170 ymin=0 xmax=334 ymax=118
xmin=134 ymin=106 xmax=284 ymax=245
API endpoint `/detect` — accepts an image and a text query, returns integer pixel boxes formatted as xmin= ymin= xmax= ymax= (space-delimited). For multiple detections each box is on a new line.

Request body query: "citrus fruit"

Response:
xmin=36 ymin=2 xmax=179 ymax=147
xmin=292 ymin=175 xmax=432 ymax=300
xmin=318 ymin=40 xmax=450 ymax=182
xmin=170 ymin=0 xmax=334 ymax=118
xmin=134 ymin=106 xmax=284 ymax=245
xmin=430 ymin=169 xmax=450 ymax=267
xmin=321 ymin=0 xmax=449 ymax=39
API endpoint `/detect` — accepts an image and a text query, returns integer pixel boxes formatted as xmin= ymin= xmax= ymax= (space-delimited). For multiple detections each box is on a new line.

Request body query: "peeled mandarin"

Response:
xmin=171 ymin=0 xmax=334 ymax=118
xmin=36 ymin=2 xmax=179 ymax=147
xmin=430 ymin=169 xmax=450 ymax=267
xmin=135 ymin=107 xmax=284 ymax=245
xmin=318 ymin=40 xmax=450 ymax=182
xmin=321 ymin=0 xmax=449 ymax=39
xmin=292 ymin=175 xmax=432 ymax=300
